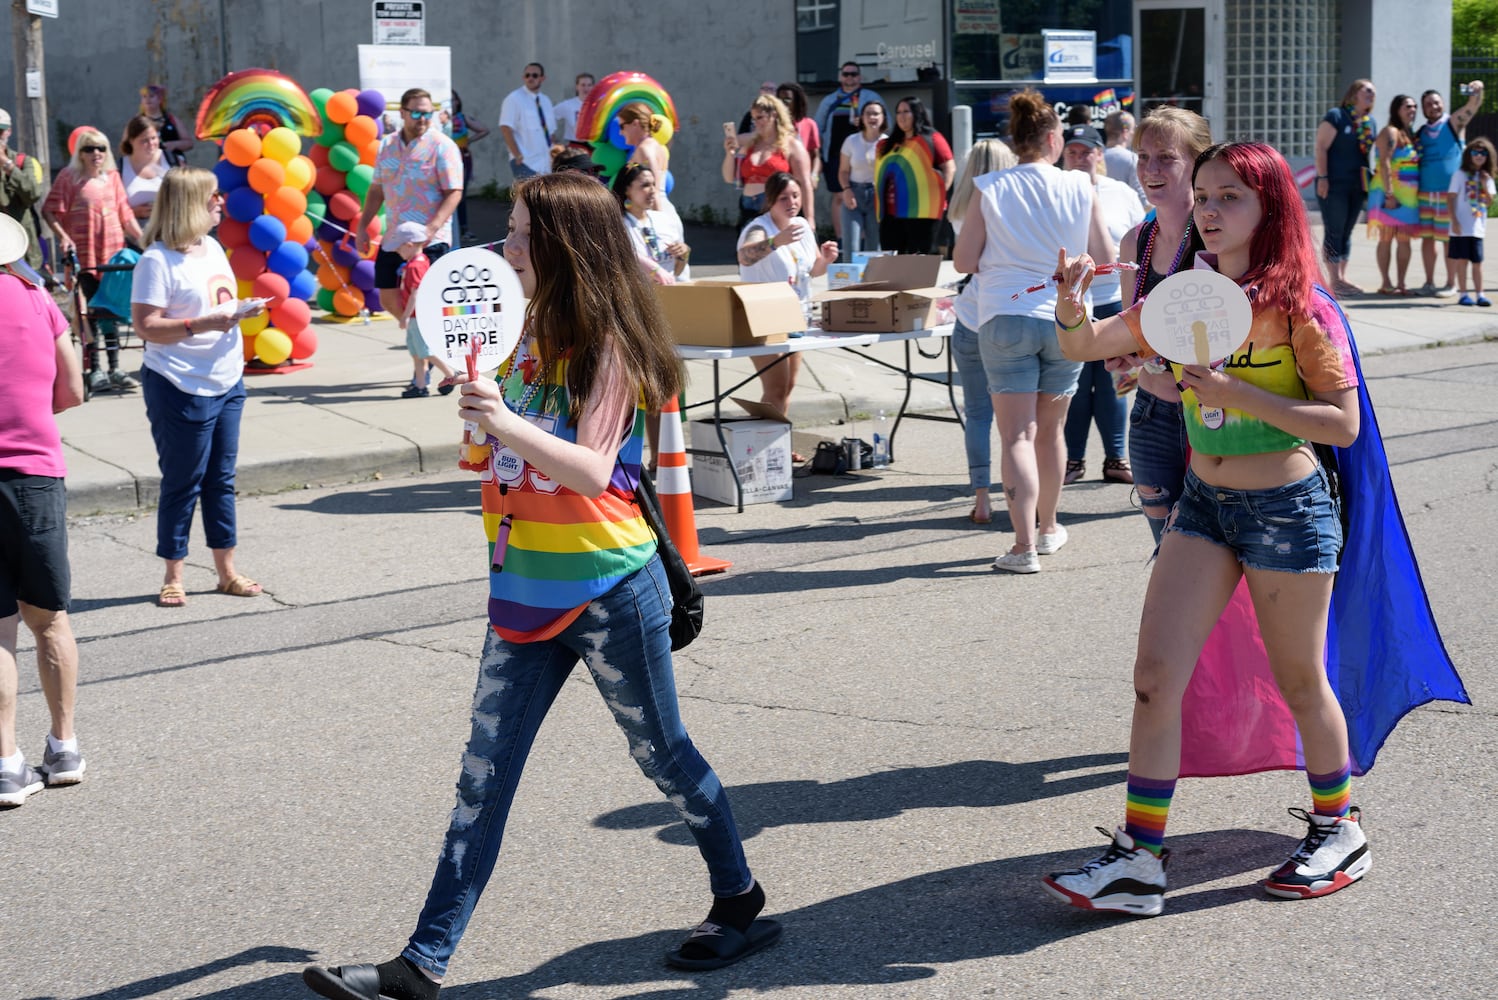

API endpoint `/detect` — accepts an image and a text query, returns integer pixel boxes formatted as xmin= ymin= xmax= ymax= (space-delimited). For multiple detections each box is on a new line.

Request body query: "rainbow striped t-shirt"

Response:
xmin=479 ymin=341 xmax=655 ymax=643
xmin=875 ymin=132 xmax=954 ymax=220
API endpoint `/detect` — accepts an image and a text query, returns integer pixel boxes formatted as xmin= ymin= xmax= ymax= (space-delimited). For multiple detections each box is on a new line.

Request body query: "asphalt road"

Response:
xmin=5 ymin=340 xmax=1496 ymax=1000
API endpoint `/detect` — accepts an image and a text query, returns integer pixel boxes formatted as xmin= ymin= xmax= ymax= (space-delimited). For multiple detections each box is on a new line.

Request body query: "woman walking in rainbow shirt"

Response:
xmin=874 ymin=97 xmax=955 ymax=253
xmin=1046 ymin=142 xmax=1368 ymax=916
xmin=303 ymin=174 xmax=777 ymax=1000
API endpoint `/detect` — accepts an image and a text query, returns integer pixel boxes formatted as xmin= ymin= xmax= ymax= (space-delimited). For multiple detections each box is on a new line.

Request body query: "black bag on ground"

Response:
xmin=634 ymin=469 xmax=705 ymax=650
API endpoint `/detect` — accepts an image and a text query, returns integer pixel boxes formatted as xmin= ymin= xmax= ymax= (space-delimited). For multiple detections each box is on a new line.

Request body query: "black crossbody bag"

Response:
xmin=633 ymin=469 xmax=705 ymax=650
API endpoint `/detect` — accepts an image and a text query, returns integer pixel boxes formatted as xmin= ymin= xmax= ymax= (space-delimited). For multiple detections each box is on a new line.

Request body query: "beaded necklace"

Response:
xmin=496 ymin=338 xmax=552 ymax=417
xmin=1344 ymin=104 xmax=1374 ymax=158
xmin=1466 ymin=171 xmax=1493 ymax=213
xmin=1132 ymin=216 xmax=1194 ymax=301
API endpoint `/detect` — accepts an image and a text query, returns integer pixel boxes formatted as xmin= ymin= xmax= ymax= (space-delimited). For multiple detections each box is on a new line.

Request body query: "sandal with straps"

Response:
xmin=1103 ymin=458 xmax=1134 ymax=484
xmin=157 ymin=582 xmax=187 ymax=608
xmin=216 ymin=575 xmax=262 ymax=597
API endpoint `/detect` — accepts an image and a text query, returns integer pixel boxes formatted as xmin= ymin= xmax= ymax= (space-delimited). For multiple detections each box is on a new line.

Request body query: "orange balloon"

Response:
xmin=286 ymin=216 xmax=313 ymax=245
xmin=242 ymin=332 xmax=258 ymax=363
xmin=284 ymin=155 xmax=316 ymax=193
xmin=359 ymin=141 xmax=379 ymax=167
xmin=344 ymin=115 xmax=378 ymax=148
xmin=317 ymin=263 xmax=351 ymax=291
xmin=265 ymin=185 xmax=308 ymax=224
xmin=325 ymin=91 xmax=358 ymax=125
xmin=247 ymin=157 xmax=286 ymax=195
xmin=333 ymin=287 xmax=364 ymax=316
xmin=223 ymin=129 xmax=262 ymax=168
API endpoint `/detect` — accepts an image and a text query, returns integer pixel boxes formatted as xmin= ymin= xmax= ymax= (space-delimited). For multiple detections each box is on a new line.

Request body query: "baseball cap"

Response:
xmin=0 ymin=214 xmax=29 ymax=266
xmin=1064 ymin=125 xmax=1104 ymax=149
xmin=0 ymin=108 xmax=11 ymax=129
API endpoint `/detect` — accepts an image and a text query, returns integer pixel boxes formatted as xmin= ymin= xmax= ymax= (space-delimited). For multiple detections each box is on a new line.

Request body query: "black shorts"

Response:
xmin=823 ymin=162 xmax=845 ymax=194
xmin=1449 ymin=235 xmax=1485 ymax=262
xmin=374 ymin=242 xmax=449 ymax=289
xmin=0 ymin=471 xmax=71 ymax=615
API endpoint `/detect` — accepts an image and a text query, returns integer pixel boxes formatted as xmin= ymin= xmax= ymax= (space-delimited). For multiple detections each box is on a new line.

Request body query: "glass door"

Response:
xmin=1133 ymin=0 xmax=1224 ymax=131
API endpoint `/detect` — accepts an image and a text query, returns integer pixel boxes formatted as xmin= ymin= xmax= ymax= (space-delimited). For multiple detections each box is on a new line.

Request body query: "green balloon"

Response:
xmin=315 ymin=120 xmax=345 ymax=148
xmin=310 ymin=88 xmax=334 ymax=118
xmin=345 ymin=163 xmax=374 ymax=198
xmin=589 ymin=142 xmax=628 ymax=184
xmin=328 ymin=141 xmax=359 ymax=173
xmin=304 ymin=189 xmax=327 ymax=227
xmin=316 ymin=287 xmax=336 ymax=313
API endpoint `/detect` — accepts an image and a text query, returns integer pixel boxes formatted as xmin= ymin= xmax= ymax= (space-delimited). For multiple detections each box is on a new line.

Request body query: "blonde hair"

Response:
xmin=143 ymin=166 xmax=216 ymax=251
xmin=68 ymin=129 xmax=117 ymax=174
xmin=1133 ymin=106 xmax=1213 ymax=160
xmin=617 ymin=102 xmax=662 ymax=136
xmin=949 ymin=139 xmax=1018 ymax=223
xmin=750 ymin=94 xmax=794 ymax=154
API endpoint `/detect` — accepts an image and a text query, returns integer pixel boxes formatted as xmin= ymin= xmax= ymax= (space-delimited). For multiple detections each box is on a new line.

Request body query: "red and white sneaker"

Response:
xmin=1263 ymin=806 xmax=1371 ymax=899
xmin=1042 ymin=827 xmax=1169 ymax=917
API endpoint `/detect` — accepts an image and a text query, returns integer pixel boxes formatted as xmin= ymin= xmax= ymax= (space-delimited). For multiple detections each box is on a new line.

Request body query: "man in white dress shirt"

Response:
xmin=499 ymin=63 xmax=556 ymax=179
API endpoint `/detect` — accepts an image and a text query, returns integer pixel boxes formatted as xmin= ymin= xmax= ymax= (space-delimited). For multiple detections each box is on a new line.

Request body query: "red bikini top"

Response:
xmin=740 ymin=148 xmax=792 ymax=185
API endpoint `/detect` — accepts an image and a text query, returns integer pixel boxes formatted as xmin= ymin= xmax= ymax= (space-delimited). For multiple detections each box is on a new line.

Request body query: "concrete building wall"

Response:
xmin=1 ymin=0 xmax=795 ymax=225
xmin=1342 ymin=0 xmax=1453 ymax=119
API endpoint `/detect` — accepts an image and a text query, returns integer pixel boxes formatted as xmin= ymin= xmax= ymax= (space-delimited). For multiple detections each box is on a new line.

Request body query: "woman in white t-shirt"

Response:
xmin=130 ymin=166 xmax=267 ymax=608
xmin=119 ymin=115 xmax=171 ymax=224
xmin=613 ymin=163 xmax=690 ymax=283
xmin=736 ymin=171 xmax=838 ymax=425
xmin=837 ymin=99 xmax=887 ymax=259
xmin=952 ymin=90 xmax=1114 ymax=574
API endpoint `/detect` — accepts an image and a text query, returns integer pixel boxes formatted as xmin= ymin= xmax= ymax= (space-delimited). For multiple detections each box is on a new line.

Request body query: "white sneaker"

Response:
xmin=1036 ymin=525 xmax=1069 ymax=555
xmin=992 ymin=549 xmax=1040 ymax=574
xmin=1263 ymin=806 xmax=1371 ymax=899
xmin=0 ymin=760 xmax=45 ymax=807
xmin=1043 ymin=827 xmax=1168 ymax=916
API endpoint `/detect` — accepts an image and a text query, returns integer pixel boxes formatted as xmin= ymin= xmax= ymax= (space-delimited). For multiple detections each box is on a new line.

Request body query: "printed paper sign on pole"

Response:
xmin=373 ymin=1 xmax=424 ymax=45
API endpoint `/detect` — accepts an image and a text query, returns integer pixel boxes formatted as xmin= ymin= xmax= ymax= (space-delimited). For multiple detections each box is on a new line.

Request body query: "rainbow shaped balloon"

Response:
xmin=573 ymin=71 xmax=678 ymax=144
xmin=196 ymin=69 xmax=323 ymax=139
xmin=874 ymin=138 xmax=948 ymax=220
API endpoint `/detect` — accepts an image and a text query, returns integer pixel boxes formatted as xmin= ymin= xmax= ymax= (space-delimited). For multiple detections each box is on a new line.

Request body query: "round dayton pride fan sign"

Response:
xmin=414 ymin=246 xmax=526 ymax=371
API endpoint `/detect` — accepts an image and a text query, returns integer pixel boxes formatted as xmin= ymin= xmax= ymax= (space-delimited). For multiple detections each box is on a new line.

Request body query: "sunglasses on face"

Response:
xmin=80 ymin=145 xmax=107 ymax=154
xmin=405 ymin=109 xmax=433 ymax=120
xmin=524 ymin=72 xmax=541 ymax=79
xmin=841 ymin=70 xmax=860 ymax=77
xmin=1474 ymin=150 xmax=1489 ymax=157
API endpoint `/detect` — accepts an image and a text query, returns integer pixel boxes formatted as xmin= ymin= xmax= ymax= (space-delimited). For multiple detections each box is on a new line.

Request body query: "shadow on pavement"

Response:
xmin=595 ymin=756 xmax=1130 ymax=843
xmin=432 ymin=828 xmax=1291 ymax=999
xmin=275 ymin=478 xmax=480 ymax=516
xmin=20 ymin=946 xmax=316 ymax=1000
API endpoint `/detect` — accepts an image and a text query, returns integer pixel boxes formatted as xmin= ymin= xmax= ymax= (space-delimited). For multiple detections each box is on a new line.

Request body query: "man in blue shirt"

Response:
xmin=814 ymin=62 xmax=883 ymax=243
xmin=1416 ymin=81 xmax=1485 ymax=295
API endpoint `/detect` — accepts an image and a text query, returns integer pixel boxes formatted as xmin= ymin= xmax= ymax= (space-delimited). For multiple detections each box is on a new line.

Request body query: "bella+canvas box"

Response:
xmin=817 ymin=254 xmax=948 ymax=333
xmin=655 ymin=279 xmax=806 ymax=348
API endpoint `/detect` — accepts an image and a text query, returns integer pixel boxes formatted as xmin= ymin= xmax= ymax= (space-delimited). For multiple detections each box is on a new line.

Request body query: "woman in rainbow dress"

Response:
xmin=874 ymin=97 xmax=955 ymax=253
xmin=1368 ymin=94 xmax=1421 ymax=295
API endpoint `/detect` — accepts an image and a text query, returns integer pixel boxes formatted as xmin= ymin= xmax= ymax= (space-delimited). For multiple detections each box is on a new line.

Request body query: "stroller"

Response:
xmin=63 ymin=246 xmax=140 ymax=398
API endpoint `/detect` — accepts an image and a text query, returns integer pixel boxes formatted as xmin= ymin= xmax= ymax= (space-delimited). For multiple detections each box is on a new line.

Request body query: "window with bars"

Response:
xmin=1222 ymin=0 xmax=1339 ymax=157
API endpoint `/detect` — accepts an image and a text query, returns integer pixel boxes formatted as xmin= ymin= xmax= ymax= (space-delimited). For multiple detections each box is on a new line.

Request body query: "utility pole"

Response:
xmin=9 ymin=0 xmax=50 ymax=183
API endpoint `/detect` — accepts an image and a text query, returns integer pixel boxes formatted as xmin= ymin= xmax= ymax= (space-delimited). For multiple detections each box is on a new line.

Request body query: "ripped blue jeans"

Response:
xmin=403 ymin=555 xmax=752 ymax=977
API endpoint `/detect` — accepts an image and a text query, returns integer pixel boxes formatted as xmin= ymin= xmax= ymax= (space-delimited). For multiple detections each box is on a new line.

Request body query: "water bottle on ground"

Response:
xmin=872 ymin=410 xmax=889 ymax=467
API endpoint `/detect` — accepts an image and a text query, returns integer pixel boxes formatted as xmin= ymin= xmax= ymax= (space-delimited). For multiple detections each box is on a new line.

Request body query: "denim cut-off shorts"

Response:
xmin=1166 ymin=466 xmax=1342 ymax=573
xmin=978 ymin=313 xmax=1083 ymax=395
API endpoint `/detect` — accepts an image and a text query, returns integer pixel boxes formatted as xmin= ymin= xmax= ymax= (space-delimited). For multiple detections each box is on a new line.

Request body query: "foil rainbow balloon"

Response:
xmin=196 ymin=69 xmax=323 ymax=139
xmin=574 ymin=71 xmax=678 ymax=144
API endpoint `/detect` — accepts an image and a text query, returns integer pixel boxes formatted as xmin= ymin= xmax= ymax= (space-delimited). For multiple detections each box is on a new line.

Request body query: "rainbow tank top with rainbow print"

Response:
xmin=875 ymin=134 xmax=950 ymax=221
xmin=1367 ymin=138 xmax=1420 ymax=234
xmin=479 ymin=340 xmax=655 ymax=643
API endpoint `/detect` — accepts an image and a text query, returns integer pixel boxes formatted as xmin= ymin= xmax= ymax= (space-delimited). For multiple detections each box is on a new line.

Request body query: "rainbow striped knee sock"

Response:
xmin=1124 ymin=774 xmax=1177 ymax=856
xmin=1307 ymin=762 xmax=1352 ymax=817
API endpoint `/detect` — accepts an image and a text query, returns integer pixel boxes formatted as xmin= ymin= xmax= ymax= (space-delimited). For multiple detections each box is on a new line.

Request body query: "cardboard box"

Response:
xmin=690 ymin=418 xmax=793 ymax=505
xmin=817 ymin=254 xmax=950 ymax=333
xmin=852 ymin=250 xmax=895 ymax=268
xmin=825 ymin=262 xmax=867 ymax=289
xmin=655 ymin=280 xmax=805 ymax=348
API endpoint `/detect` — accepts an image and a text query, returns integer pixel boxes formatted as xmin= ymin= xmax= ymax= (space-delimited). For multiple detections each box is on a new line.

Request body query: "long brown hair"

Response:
xmin=512 ymin=173 xmax=681 ymax=417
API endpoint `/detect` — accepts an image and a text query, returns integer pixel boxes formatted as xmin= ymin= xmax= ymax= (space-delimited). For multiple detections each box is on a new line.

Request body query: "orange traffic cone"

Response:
xmin=654 ymin=396 xmax=732 ymax=576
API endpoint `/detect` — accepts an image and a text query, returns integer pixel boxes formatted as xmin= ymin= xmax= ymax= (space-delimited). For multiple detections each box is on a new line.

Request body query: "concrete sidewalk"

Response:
xmin=56 ymin=229 xmax=1497 ymax=516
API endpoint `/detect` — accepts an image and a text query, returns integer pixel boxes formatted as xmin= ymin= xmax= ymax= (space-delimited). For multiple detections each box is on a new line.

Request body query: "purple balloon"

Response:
xmin=330 ymin=240 xmax=360 ymax=268
xmin=363 ymin=287 xmax=382 ymax=312
xmin=288 ymin=268 xmax=318 ymax=301
xmin=316 ymin=219 xmax=345 ymax=243
xmin=356 ymin=90 xmax=386 ymax=120
xmin=351 ymin=258 xmax=377 ymax=291
xmin=373 ymin=116 xmax=384 ymax=138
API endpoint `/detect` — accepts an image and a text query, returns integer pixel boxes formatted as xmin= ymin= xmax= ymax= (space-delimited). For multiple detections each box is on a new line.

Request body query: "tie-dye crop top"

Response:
xmin=1121 ymin=292 xmax=1359 ymax=456
xmin=479 ymin=338 xmax=655 ymax=643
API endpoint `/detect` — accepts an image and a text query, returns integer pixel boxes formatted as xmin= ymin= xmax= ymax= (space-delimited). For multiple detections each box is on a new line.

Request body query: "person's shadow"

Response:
xmin=594 ymin=756 xmax=1130 ymax=843
xmin=430 ymin=826 xmax=1291 ymax=999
